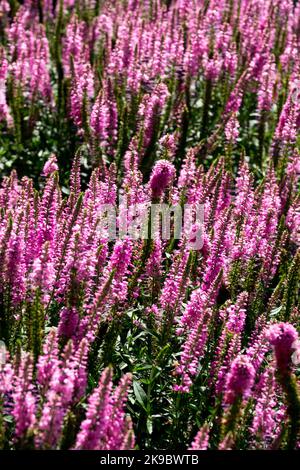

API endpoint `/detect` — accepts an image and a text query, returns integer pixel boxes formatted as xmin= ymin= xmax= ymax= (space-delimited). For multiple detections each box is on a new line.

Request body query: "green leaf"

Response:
xmin=133 ymin=381 xmax=148 ymax=411
xmin=134 ymin=365 xmax=153 ymax=372
xmin=146 ymin=417 xmax=153 ymax=435
xmin=270 ymin=305 xmax=282 ymax=317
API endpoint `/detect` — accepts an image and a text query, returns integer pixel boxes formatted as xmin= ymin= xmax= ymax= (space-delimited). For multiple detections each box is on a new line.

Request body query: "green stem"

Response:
xmin=278 ymin=372 xmax=300 ymax=449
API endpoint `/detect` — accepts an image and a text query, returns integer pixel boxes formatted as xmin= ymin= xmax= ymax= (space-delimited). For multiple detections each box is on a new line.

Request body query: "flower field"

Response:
xmin=0 ymin=0 xmax=300 ymax=451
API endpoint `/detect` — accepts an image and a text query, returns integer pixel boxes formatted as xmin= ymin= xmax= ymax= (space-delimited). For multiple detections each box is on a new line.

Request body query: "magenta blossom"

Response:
xmin=149 ymin=160 xmax=176 ymax=199
xmin=224 ymin=355 xmax=255 ymax=405
xmin=42 ymin=155 xmax=58 ymax=177
xmin=266 ymin=322 xmax=299 ymax=373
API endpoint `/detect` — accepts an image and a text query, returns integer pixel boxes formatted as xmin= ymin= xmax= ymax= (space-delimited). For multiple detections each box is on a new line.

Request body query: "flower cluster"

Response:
xmin=0 ymin=331 xmax=134 ymax=450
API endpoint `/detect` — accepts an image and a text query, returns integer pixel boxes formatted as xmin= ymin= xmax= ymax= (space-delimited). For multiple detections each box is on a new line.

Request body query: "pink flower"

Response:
xmin=74 ymin=367 xmax=113 ymax=450
xmin=266 ymin=322 xmax=299 ymax=372
xmin=149 ymin=160 xmax=176 ymax=199
xmin=189 ymin=424 xmax=210 ymax=450
xmin=224 ymin=355 xmax=255 ymax=405
xmin=42 ymin=155 xmax=58 ymax=177
xmin=12 ymin=353 xmax=36 ymax=440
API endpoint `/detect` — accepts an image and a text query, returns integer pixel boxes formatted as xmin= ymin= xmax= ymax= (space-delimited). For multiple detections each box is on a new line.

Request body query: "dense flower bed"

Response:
xmin=0 ymin=0 xmax=299 ymax=450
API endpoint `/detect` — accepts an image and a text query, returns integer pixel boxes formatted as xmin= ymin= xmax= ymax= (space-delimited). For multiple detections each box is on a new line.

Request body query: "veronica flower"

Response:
xmin=149 ymin=159 xmax=176 ymax=200
xmin=266 ymin=322 xmax=299 ymax=373
xmin=12 ymin=353 xmax=36 ymax=441
xmin=0 ymin=48 xmax=12 ymax=125
xmin=189 ymin=424 xmax=210 ymax=450
xmin=74 ymin=367 xmax=113 ymax=450
xmin=250 ymin=366 xmax=281 ymax=445
xmin=223 ymin=355 xmax=255 ymax=405
xmin=42 ymin=155 xmax=58 ymax=177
